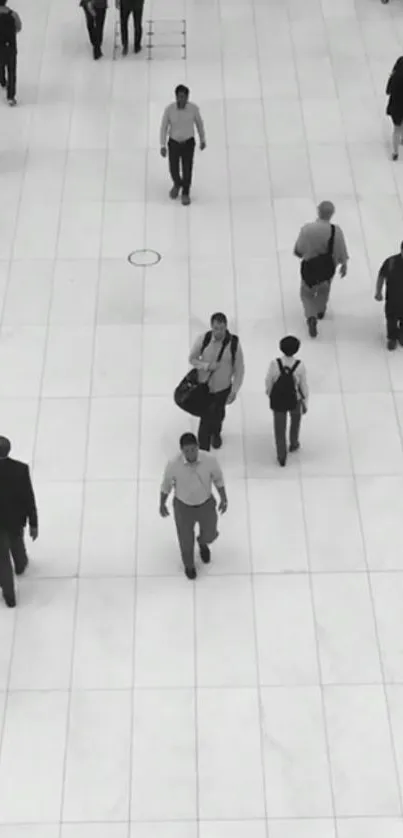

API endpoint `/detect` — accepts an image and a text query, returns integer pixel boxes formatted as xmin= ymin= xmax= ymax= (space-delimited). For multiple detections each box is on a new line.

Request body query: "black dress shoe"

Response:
xmin=197 ymin=538 xmax=211 ymax=564
xmin=289 ymin=442 xmax=300 ymax=453
xmin=388 ymin=339 xmax=397 ymax=351
xmin=134 ymin=43 xmax=142 ymax=53
xmin=15 ymin=562 xmax=28 ymax=577
xmin=317 ymin=311 xmax=326 ymax=320
xmin=278 ymin=457 xmax=286 ymax=467
xmin=185 ymin=567 xmax=197 ymax=580
xmin=211 ymin=434 xmax=222 ymax=449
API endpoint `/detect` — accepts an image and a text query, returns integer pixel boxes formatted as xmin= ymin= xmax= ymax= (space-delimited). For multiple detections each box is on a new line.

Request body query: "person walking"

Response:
xmin=0 ymin=436 xmax=38 ymax=607
xmin=160 ymin=432 xmax=228 ymax=579
xmin=386 ymin=57 xmax=403 ymax=160
xmin=265 ymin=336 xmax=309 ymax=467
xmin=79 ymin=0 xmax=107 ymax=60
xmin=188 ymin=312 xmax=245 ymax=451
xmin=294 ymin=201 xmax=349 ymax=338
xmin=160 ymin=84 xmax=206 ymax=206
xmin=0 ymin=0 xmax=21 ymax=106
xmin=375 ymin=242 xmax=403 ymax=350
xmin=116 ymin=0 xmax=144 ymax=55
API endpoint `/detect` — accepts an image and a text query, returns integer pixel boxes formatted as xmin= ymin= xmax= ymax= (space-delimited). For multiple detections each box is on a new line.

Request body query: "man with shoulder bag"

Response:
xmin=294 ymin=200 xmax=349 ymax=338
xmin=175 ymin=312 xmax=244 ymax=452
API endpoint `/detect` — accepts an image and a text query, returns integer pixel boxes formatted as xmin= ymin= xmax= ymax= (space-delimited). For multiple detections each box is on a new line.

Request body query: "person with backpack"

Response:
xmin=294 ymin=201 xmax=349 ymax=338
xmin=79 ymin=0 xmax=107 ymax=60
xmin=188 ymin=312 xmax=245 ymax=451
xmin=0 ymin=0 xmax=21 ymax=106
xmin=265 ymin=336 xmax=309 ymax=467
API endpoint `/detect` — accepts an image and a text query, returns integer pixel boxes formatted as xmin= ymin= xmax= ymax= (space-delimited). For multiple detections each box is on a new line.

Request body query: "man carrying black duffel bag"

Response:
xmin=294 ymin=200 xmax=349 ymax=338
xmin=183 ymin=312 xmax=244 ymax=452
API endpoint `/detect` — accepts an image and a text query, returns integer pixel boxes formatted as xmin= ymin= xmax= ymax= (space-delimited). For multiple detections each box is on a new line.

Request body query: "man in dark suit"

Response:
xmin=0 ymin=436 xmax=38 ymax=607
xmin=116 ymin=0 xmax=144 ymax=55
xmin=79 ymin=0 xmax=107 ymax=60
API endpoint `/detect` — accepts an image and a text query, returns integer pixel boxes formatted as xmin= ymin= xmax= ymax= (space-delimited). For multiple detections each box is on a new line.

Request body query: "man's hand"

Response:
xmin=226 ymin=392 xmax=236 ymax=405
xmin=160 ymin=147 xmax=167 ymax=158
xmin=375 ymin=291 xmax=383 ymax=302
xmin=29 ymin=526 xmax=38 ymax=541
xmin=208 ymin=361 xmax=220 ymax=372
xmin=340 ymin=264 xmax=347 ymax=278
xmin=159 ymin=503 xmax=169 ymax=518
xmin=218 ymin=499 xmax=228 ymax=514
xmin=200 ymin=141 xmax=206 ymax=151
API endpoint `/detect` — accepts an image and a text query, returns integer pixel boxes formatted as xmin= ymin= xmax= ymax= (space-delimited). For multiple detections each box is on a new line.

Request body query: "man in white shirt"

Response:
xmin=160 ymin=432 xmax=228 ymax=579
xmin=265 ymin=336 xmax=309 ymax=467
xmin=188 ymin=312 xmax=245 ymax=451
xmin=160 ymin=84 xmax=206 ymax=206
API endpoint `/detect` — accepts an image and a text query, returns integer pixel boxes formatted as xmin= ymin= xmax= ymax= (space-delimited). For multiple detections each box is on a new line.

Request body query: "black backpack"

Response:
xmin=0 ymin=8 xmax=16 ymax=48
xmin=270 ymin=359 xmax=300 ymax=412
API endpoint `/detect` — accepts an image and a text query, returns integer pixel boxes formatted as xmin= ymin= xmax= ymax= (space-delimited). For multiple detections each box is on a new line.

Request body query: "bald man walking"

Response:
xmin=294 ymin=201 xmax=349 ymax=338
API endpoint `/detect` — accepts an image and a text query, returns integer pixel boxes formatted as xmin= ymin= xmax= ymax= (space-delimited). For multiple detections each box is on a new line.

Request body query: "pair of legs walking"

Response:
xmin=0 ymin=46 xmax=17 ymax=102
xmin=300 ymin=278 xmax=331 ymax=337
xmin=168 ymin=137 xmax=195 ymax=198
xmin=173 ymin=496 xmax=218 ymax=573
xmin=198 ymin=387 xmax=230 ymax=451
xmin=120 ymin=2 xmax=144 ymax=52
xmin=386 ymin=309 xmax=403 ymax=348
xmin=273 ymin=406 xmax=302 ymax=465
xmin=83 ymin=6 xmax=106 ymax=57
xmin=0 ymin=530 xmax=28 ymax=606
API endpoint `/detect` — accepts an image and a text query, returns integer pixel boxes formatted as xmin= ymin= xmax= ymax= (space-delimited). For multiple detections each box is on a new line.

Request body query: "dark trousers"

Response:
xmin=386 ymin=309 xmax=403 ymax=341
xmin=120 ymin=2 xmax=144 ymax=49
xmin=0 ymin=530 xmax=28 ymax=603
xmin=83 ymin=6 xmax=106 ymax=53
xmin=173 ymin=496 xmax=218 ymax=571
xmin=198 ymin=387 xmax=231 ymax=451
xmin=168 ymin=137 xmax=195 ymax=196
xmin=0 ymin=46 xmax=17 ymax=100
xmin=273 ymin=406 xmax=302 ymax=462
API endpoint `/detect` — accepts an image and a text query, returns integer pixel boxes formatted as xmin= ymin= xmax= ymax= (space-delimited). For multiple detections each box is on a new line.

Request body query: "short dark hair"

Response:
xmin=0 ymin=1 xmax=8 ymax=6
xmin=180 ymin=432 xmax=197 ymax=448
xmin=279 ymin=335 xmax=300 ymax=357
xmin=175 ymin=84 xmax=189 ymax=97
xmin=210 ymin=312 xmax=227 ymax=326
xmin=0 ymin=436 xmax=11 ymax=457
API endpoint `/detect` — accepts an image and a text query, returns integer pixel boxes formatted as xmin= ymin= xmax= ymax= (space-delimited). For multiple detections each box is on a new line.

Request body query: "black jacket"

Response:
xmin=0 ymin=457 xmax=38 ymax=533
xmin=386 ymin=72 xmax=403 ymax=125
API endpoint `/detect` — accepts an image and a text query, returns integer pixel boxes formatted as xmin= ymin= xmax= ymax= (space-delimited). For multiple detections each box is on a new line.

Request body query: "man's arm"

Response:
xmin=228 ymin=342 xmax=245 ymax=402
xmin=189 ymin=335 xmax=210 ymax=371
xmin=25 ymin=466 xmax=38 ymax=535
xmin=12 ymin=11 xmax=22 ymax=32
xmin=194 ymin=106 xmax=206 ymax=146
xmin=375 ymin=263 xmax=387 ymax=300
xmin=293 ymin=228 xmax=305 ymax=259
xmin=160 ymin=106 xmax=170 ymax=149
xmin=211 ymin=459 xmax=227 ymax=513
xmin=160 ymin=462 xmax=174 ymax=516
xmin=265 ymin=360 xmax=276 ymax=397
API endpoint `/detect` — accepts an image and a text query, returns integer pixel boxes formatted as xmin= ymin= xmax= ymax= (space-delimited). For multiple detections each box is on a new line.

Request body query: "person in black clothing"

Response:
xmin=0 ymin=436 xmax=38 ymax=607
xmin=375 ymin=243 xmax=403 ymax=350
xmin=116 ymin=0 xmax=144 ymax=55
xmin=0 ymin=0 xmax=21 ymax=106
xmin=80 ymin=0 xmax=107 ymax=60
xmin=386 ymin=57 xmax=403 ymax=160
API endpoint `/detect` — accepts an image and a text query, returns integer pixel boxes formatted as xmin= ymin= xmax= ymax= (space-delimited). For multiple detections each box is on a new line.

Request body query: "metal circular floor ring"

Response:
xmin=128 ymin=249 xmax=161 ymax=267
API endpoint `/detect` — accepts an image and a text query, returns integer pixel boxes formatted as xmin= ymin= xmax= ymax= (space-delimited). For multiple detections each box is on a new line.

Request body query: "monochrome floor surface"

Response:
xmin=1 ymin=0 xmax=403 ymax=836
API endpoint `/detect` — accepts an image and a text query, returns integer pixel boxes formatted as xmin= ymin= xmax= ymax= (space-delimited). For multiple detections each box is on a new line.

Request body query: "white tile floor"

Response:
xmin=2 ymin=0 xmax=403 ymax=835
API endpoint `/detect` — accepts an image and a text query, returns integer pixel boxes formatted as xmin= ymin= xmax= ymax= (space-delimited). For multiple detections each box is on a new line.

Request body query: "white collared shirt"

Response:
xmin=161 ymin=451 xmax=224 ymax=506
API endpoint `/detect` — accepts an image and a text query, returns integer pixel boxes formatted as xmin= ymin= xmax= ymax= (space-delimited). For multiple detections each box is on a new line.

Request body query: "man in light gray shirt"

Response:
xmin=294 ymin=200 xmax=349 ymax=338
xmin=160 ymin=84 xmax=206 ymax=206
xmin=160 ymin=432 xmax=227 ymax=580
